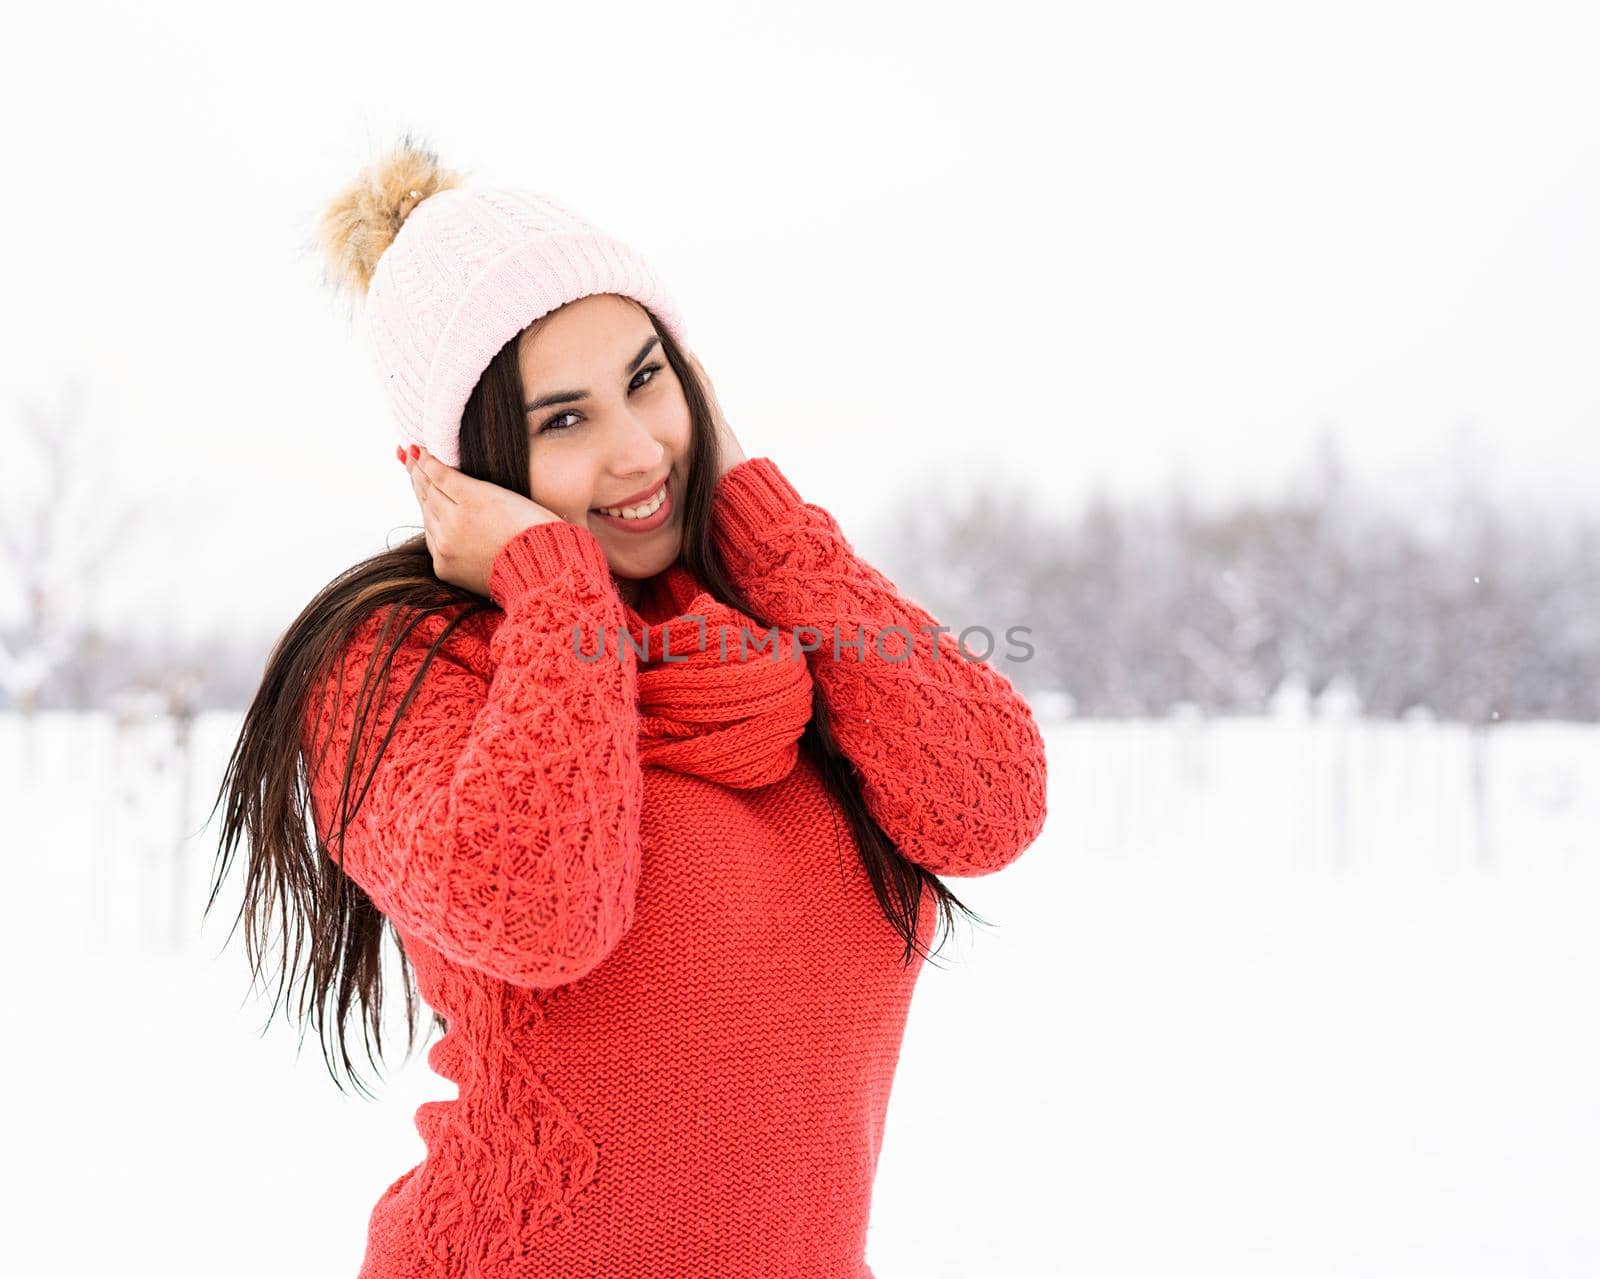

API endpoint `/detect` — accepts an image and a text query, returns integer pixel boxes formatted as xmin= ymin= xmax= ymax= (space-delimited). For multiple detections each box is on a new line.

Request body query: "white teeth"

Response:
xmin=597 ymin=482 xmax=666 ymax=519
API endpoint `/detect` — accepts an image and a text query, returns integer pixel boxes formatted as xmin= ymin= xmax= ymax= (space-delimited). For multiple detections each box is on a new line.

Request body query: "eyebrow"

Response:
xmin=523 ymin=336 xmax=662 ymax=413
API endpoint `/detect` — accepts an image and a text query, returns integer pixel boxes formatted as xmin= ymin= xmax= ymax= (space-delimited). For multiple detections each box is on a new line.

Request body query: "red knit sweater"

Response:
xmin=303 ymin=456 xmax=1049 ymax=1278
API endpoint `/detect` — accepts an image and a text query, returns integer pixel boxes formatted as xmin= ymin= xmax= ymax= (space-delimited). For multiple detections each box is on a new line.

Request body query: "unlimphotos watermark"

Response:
xmin=569 ymin=619 xmax=1035 ymax=664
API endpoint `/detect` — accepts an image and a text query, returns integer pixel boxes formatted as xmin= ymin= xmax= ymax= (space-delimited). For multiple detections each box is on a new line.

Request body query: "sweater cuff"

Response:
xmin=710 ymin=456 xmax=806 ymax=558
xmin=488 ymin=519 xmax=614 ymax=608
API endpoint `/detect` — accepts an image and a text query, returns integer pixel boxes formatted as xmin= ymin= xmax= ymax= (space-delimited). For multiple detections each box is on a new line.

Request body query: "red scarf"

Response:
xmin=619 ymin=563 xmax=814 ymax=789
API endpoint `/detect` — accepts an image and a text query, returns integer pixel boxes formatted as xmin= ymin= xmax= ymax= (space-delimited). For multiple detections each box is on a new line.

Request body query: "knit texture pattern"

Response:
xmin=616 ymin=560 xmax=816 ymax=788
xmin=302 ymin=457 xmax=1049 ymax=1278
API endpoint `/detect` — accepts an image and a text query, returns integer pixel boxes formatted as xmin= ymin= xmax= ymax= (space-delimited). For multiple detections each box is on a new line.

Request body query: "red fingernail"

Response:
xmin=410 ymin=444 xmax=421 ymax=460
xmin=395 ymin=446 xmax=404 ymax=463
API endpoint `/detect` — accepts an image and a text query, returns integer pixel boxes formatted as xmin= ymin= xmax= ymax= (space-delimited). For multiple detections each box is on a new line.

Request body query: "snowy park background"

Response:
xmin=6 ymin=0 xmax=1600 ymax=1275
xmin=6 ymin=707 xmax=1599 ymax=1277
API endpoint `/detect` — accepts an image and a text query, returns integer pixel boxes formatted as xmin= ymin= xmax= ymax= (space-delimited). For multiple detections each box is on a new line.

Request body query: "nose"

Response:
xmin=607 ymin=415 xmax=667 ymax=478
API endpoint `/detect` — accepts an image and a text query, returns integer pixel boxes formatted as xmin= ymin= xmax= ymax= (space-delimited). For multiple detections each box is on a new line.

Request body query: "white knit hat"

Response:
xmin=320 ymin=139 xmax=690 ymax=467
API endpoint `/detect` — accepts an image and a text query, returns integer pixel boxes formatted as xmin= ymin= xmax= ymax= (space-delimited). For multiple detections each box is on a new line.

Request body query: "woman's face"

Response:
xmin=516 ymin=293 xmax=692 ymax=604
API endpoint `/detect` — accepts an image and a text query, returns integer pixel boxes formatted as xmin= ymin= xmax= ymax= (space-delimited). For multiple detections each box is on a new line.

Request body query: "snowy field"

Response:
xmin=6 ymin=709 xmax=1599 ymax=1278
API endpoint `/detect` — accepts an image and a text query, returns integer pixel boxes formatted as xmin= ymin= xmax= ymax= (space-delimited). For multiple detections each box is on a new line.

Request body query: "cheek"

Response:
xmin=656 ymin=395 xmax=694 ymax=452
xmin=525 ymin=457 xmax=592 ymax=518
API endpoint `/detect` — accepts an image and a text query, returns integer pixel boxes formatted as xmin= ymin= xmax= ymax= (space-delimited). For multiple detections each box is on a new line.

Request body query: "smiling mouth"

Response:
xmin=592 ymin=479 xmax=669 ymax=519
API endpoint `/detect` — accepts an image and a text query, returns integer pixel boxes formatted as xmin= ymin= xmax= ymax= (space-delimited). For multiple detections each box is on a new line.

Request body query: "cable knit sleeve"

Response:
xmin=301 ymin=519 xmax=643 ymax=988
xmin=709 ymin=456 xmax=1048 ymax=877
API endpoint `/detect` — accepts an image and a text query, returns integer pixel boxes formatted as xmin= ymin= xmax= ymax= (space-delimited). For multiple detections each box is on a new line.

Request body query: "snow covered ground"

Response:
xmin=7 ymin=710 xmax=1598 ymax=1278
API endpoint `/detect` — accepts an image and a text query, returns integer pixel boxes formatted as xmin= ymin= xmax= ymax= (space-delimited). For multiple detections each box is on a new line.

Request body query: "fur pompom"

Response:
xmin=317 ymin=131 xmax=467 ymax=301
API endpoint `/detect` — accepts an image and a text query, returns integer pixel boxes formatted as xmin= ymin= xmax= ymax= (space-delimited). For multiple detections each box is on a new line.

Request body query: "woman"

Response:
xmin=208 ymin=134 xmax=1049 ymax=1278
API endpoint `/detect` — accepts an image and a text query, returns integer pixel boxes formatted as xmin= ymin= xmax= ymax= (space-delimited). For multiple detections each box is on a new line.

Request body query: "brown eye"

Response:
xmin=537 ymin=364 xmax=664 ymax=434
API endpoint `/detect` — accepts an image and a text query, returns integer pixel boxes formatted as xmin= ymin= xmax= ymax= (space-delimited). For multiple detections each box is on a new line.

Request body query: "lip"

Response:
xmin=590 ymin=478 xmax=673 ymax=534
xmin=592 ymin=475 xmax=670 ymax=512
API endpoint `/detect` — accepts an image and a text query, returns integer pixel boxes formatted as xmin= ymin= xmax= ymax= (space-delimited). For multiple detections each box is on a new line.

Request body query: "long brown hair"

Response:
xmin=204 ymin=305 xmax=990 ymax=1097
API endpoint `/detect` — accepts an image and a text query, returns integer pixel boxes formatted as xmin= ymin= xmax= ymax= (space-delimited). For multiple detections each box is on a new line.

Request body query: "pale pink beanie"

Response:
xmin=318 ymin=135 xmax=690 ymax=468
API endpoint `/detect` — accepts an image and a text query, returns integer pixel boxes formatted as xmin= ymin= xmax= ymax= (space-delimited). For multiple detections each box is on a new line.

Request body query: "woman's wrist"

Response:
xmin=716 ymin=443 xmax=748 ymax=483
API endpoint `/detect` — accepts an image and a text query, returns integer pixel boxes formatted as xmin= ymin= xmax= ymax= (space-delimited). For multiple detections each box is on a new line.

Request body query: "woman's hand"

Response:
xmin=400 ymin=445 xmax=564 ymax=598
xmin=682 ymin=349 xmax=747 ymax=481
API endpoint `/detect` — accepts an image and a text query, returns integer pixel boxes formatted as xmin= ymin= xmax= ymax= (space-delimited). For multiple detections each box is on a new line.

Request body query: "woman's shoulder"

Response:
xmin=341 ymin=594 xmax=502 ymax=681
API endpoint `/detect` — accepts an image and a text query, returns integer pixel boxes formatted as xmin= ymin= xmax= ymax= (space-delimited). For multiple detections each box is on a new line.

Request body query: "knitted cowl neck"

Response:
xmin=617 ymin=560 xmax=814 ymax=789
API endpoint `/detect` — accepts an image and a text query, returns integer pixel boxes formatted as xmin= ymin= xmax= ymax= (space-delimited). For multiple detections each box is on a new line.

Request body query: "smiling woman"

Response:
xmin=512 ymin=296 xmax=694 ymax=590
xmin=205 ymin=131 xmax=1048 ymax=1278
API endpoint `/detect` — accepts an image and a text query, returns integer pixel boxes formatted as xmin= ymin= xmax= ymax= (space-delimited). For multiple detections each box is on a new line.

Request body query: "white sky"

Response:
xmin=3 ymin=0 xmax=1598 ymax=644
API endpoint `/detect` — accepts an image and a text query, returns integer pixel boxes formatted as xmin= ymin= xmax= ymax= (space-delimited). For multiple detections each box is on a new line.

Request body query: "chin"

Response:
xmin=605 ymin=533 xmax=682 ymax=580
